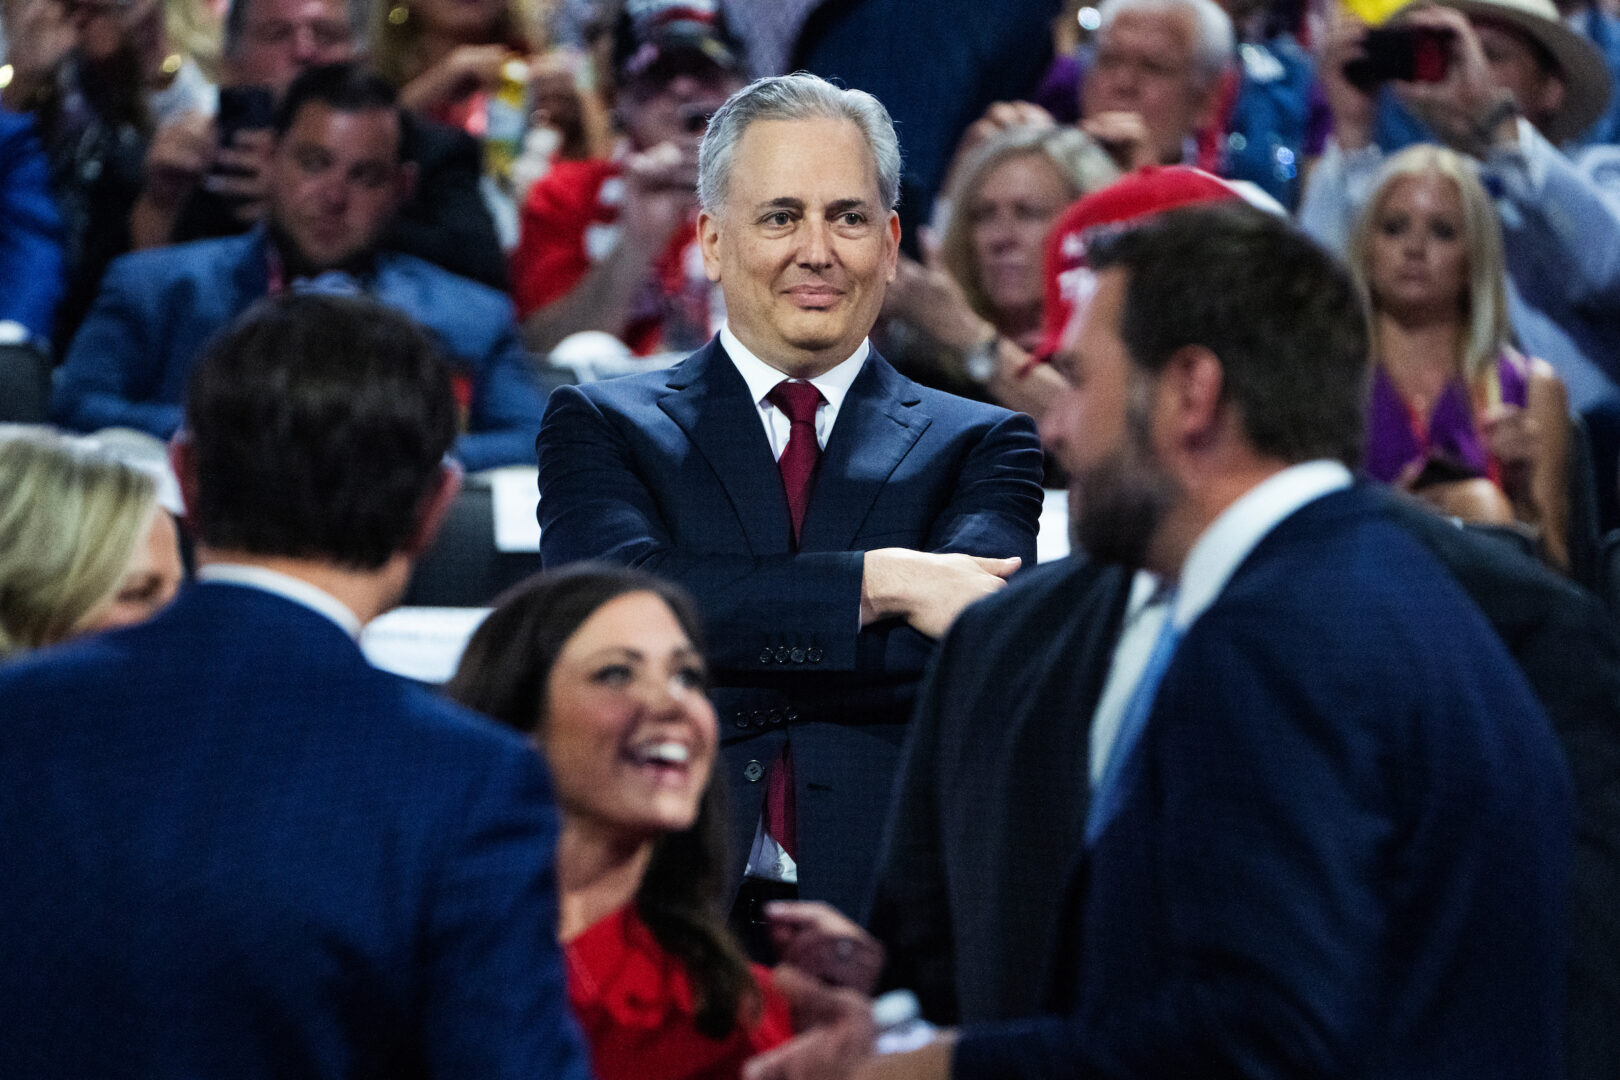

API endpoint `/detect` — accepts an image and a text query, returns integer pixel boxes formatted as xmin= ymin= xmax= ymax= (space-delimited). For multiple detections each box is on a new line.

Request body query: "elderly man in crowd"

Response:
xmin=53 ymin=62 xmax=546 ymax=472
xmin=535 ymin=72 xmax=1044 ymax=943
xmin=752 ymin=203 xmax=1572 ymax=1080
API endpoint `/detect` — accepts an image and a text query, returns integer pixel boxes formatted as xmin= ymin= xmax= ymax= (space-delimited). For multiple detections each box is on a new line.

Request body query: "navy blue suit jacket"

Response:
xmin=536 ymin=338 xmax=1044 ymax=916
xmin=50 ymin=228 xmax=545 ymax=471
xmin=0 ymin=583 xmax=592 ymax=1080
xmin=919 ymin=487 xmax=1573 ymax=1079
xmin=0 ymin=108 xmax=65 ymax=340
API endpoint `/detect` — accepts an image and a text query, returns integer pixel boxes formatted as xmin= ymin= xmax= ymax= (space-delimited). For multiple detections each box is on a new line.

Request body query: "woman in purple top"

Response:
xmin=1350 ymin=143 xmax=1571 ymax=569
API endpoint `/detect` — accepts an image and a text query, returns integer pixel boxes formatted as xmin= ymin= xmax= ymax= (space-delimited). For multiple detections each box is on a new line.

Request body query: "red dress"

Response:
xmin=565 ymin=905 xmax=794 ymax=1080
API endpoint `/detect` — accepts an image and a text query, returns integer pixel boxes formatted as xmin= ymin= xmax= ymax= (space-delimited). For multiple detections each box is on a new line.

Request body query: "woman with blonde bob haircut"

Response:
xmin=0 ymin=427 xmax=183 ymax=658
xmin=1349 ymin=143 xmax=1570 ymax=569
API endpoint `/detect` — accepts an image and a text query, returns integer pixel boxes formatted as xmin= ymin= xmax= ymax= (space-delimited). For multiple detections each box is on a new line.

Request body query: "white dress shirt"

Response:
xmin=720 ymin=324 xmax=868 ymax=459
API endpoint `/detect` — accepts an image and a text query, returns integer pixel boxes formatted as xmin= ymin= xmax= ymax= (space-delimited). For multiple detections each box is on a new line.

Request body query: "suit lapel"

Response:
xmin=658 ymin=340 xmax=795 ymax=553
xmin=800 ymin=353 xmax=930 ymax=551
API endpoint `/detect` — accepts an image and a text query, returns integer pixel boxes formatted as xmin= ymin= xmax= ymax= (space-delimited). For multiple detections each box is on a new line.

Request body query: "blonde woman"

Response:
xmin=1349 ymin=144 xmax=1570 ymax=569
xmin=0 ymin=427 xmax=183 ymax=658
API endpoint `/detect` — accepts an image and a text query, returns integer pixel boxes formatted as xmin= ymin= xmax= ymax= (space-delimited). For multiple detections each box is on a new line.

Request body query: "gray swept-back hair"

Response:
xmin=697 ymin=72 xmax=902 ymax=214
xmin=1096 ymin=0 xmax=1234 ymax=89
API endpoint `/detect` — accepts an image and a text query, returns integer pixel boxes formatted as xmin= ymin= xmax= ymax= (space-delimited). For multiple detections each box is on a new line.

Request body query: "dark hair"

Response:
xmin=1087 ymin=202 xmax=1370 ymax=466
xmin=273 ymin=62 xmax=412 ymax=162
xmin=444 ymin=565 xmax=757 ymax=1039
xmin=183 ymin=293 xmax=456 ymax=569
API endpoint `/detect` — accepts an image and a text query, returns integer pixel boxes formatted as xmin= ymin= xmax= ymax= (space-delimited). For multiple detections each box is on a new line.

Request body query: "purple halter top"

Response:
xmin=1364 ymin=354 xmax=1528 ymax=485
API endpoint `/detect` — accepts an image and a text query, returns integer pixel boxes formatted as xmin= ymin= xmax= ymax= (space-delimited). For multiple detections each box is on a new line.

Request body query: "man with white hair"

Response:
xmin=1081 ymin=0 xmax=1235 ymax=168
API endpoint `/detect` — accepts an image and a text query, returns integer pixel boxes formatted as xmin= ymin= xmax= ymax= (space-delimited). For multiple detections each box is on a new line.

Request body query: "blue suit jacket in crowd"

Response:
xmin=947 ymin=486 xmax=1573 ymax=1079
xmin=0 ymin=582 xmax=592 ymax=1080
xmin=0 ymin=107 xmax=65 ymax=341
xmin=51 ymin=227 xmax=547 ymax=470
xmin=536 ymin=337 xmax=1045 ymax=917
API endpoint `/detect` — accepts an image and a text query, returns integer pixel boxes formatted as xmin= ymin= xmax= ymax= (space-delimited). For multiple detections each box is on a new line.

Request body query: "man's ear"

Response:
xmin=1160 ymin=344 xmax=1226 ymax=448
xmin=406 ymin=461 xmax=463 ymax=557
xmin=168 ymin=431 xmax=199 ymax=532
xmin=698 ymin=209 xmax=722 ymax=283
xmin=885 ymin=210 xmax=901 ymax=283
xmin=1530 ymin=72 xmax=1567 ymax=130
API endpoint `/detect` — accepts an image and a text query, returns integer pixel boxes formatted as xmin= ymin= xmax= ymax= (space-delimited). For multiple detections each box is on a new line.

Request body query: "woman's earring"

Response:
xmin=387 ymin=4 xmax=410 ymax=25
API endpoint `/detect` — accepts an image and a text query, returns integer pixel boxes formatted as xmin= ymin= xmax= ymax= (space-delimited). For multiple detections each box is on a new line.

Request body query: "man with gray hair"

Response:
xmin=536 ymin=72 xmax=1044 ymax=941
xmin=1082 ymin=0 xmax=1235 ymax=170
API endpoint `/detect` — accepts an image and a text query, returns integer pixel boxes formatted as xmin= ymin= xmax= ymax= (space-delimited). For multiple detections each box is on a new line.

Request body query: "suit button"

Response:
xmin=790 ymin=648 xmax=806 ymax=663
xmin=768 ymin=708 xmax=784 ymax=725
xmin=734 ymin=710 xmax=751 ymax=730
xmin=774 ymin=647 xmax=790 ymax=663
xmin=785 ymin=708 xmax=799 ymax=722
xmin=751 ymin=709 xmax=767 ymax=727
xmin=759 ymin=648 xmax=774 ymax=664
xmin=743 ymin=760 xmax=765 ymax=783
xmin=807 ymin=647 xmax=823 ymax=663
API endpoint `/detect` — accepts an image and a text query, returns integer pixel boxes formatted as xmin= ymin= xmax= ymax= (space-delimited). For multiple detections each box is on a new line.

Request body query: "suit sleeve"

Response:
xmin=536 ymin=382 xmax=866 ymax=671
xmin=0 ymin=113 xmax=65 ymax=341
xmin=923 ymin=409 xmax=1042 ymax=565
xmin=455 ymin=314 xmax=549 ymax=472
xmin=416 ymin=741 xmax=593 ymax=1080
xmin=50 ymin=256 xmax=183 ymax=437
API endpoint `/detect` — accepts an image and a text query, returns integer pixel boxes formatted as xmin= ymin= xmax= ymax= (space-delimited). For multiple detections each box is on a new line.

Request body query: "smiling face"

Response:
xmin=541 ymin=591 xmax=718 ymax=845
xmin=267 ymin=102 xmax=412 ymax=270
xmin=1040 ymin=268 xmax=1180 ymax=568
xmin=1366 ymin=171 xmax=1469 ymax=325
xmin=969 ymin=152 xmax=1075 ymax=324
xmin=699 ymin=115 xmax=900 ymax=378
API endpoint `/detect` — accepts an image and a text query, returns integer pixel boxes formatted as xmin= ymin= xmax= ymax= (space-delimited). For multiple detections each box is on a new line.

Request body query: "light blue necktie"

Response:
xmin=1086 ymin=591 xmax=1184 ymax=847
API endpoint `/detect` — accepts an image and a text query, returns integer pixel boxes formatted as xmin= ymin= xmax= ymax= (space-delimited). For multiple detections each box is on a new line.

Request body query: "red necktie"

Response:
xmin=766 ymin=380 xmax=824 ymax=547
xmin=761 ymin=380 xmax=822 ymax=863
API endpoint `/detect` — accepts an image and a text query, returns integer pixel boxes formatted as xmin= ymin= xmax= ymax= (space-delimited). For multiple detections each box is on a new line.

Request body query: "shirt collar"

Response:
xmin=719 ymin=324 xmax=869 ymax=412
xmin=1171 ymin=460 xmax=1352 ymax=631
xmin=196 ymin=563 xmax=365 ymax=639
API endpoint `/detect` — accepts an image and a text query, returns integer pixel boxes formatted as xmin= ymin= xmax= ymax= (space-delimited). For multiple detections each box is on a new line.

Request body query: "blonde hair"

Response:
xmin=938 ymin=125 xmax=1119 ymax=326
xmin=0 ymin=428 xmax=159 ymax=659
xmin=1349 ymin=143 xmax=1512 ymax=390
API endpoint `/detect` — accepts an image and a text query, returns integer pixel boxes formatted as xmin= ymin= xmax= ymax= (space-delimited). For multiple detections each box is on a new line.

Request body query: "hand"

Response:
xmin=1481 ymin=402 xmax=1539 ymax=496
xmin=767 ymin=901 xmax=885 ymax=994
xmin=744 ymin=966 xmax=877 ymax=1080
xmin=202 ymin=127 xmax=275 ymax=223
xmin=861 ymin=549 xmax=1020 ymax=639
xmin=882 ymin=256 xmax=988 ymax=351
xmin=1080 ymin=110 xmax=1155 ymax=170
xmin=1316 ymin=12 xmax=1378 ymax=150
xmin=620 ymin=140 xmax=700 ymax=245
xmin=141 ymin=111 xmax=216 ymax=208
xmin=400 ymin=43 xmax=515 ymax=113
xmin=1392 ymin=7 xmax=1515 ymax=155
xmin=1 ymin=0 xmax=75 ymax=108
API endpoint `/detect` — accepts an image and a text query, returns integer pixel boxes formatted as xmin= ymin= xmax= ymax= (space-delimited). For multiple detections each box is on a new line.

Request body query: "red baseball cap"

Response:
xmin=1036 ymin=166 xmax=1244 ymax=360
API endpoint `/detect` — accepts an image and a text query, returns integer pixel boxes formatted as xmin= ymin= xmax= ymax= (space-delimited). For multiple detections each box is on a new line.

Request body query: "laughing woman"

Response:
xmin=445 ymin=566 xmax=793 ymax=1080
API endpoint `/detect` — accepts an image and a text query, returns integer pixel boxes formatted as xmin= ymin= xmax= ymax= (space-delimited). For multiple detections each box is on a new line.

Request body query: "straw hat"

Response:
xmin=1402 ymin=0 xmax=1612 ymax=143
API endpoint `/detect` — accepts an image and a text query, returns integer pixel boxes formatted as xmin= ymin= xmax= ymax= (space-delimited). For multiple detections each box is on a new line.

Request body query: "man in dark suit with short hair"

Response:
xmin=752 ymin=203 xmax=1573 ymax=1080
xmin=536 ymin=72 xmax=1044 ymax=928
xmin=0 ymin=294 xmax=591 ymax=1080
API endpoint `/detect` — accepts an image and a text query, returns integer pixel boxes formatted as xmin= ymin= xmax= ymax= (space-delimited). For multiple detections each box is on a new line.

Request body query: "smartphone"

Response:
xmin=215 ymin=85 xmax=275 ymax=150
xmin=1343 ymin=26 xmax=1455 ymax=91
